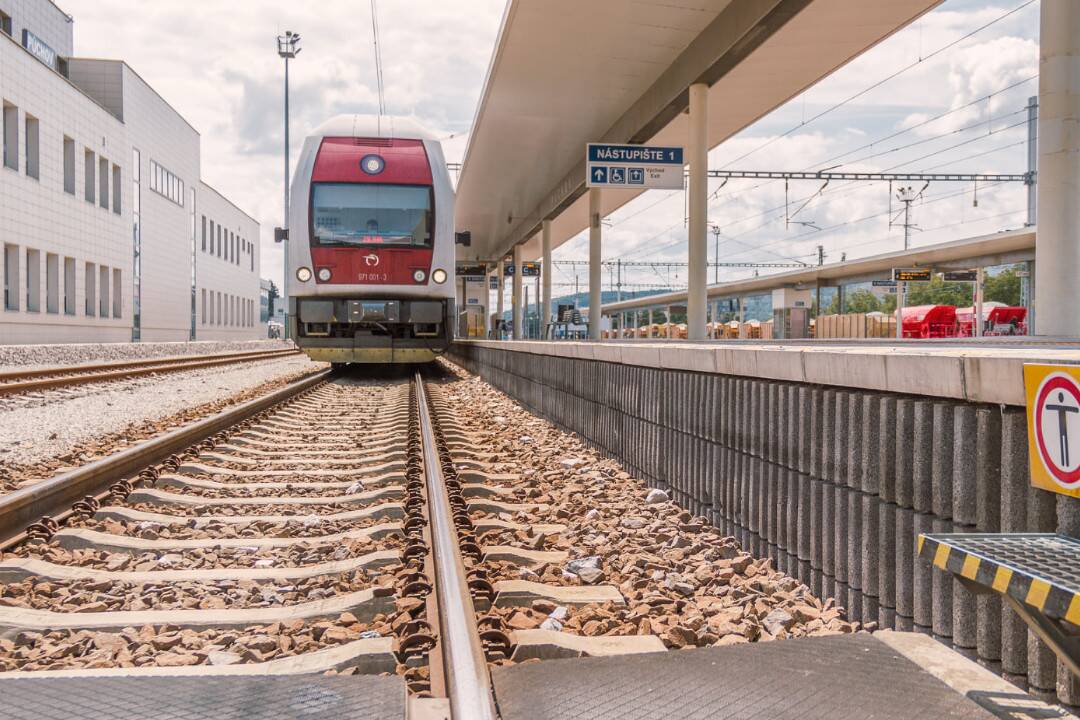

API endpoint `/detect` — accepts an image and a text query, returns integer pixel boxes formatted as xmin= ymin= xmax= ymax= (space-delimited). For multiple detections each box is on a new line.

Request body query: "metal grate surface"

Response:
xmin=493 ymin=634 xmax=998 ymax=720
xmin=919 ymin=533 xmax=1080 ymax=624
xmin=922 ymin=533 xmax=1080 ymax=593
xmin=0 ymin=674 xmax=406 ymax=720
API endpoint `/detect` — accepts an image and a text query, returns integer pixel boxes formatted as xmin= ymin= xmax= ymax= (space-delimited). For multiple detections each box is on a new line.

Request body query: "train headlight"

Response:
xmin=412 ymin=269 xmax=427 ymax=283
xmin=432 ymin=268 xmax=448 ymax=284
xmin=317 ymin=267 xmax=332 ymax=282
xmin=296 ymin=267 xmax=312 ymax=282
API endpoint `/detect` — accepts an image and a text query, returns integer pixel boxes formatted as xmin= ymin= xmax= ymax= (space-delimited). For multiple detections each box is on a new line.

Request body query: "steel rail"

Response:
xmin=0 ymin=368 xmax=332 ymax=549
xmin=0 ymin=348 xmax=301 ymax=396
xmin=415 ymin=372 xmax=498 ymax=720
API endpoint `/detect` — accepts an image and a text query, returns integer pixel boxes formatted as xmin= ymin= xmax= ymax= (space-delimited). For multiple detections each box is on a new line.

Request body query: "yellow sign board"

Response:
xmin=1024 ymin=363 xmax=1080 ymax=498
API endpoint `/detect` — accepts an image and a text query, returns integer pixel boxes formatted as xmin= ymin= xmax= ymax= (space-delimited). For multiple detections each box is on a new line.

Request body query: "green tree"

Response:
xmin=267 ymin=280 xmax=280 ymax=316
xmin=843 ymin=289 xmax=881 ymax=313
xmin=984 ymin=267 xmax=1022 ymax=306
xmin=905 ymin=276 xmax=973 ymax=307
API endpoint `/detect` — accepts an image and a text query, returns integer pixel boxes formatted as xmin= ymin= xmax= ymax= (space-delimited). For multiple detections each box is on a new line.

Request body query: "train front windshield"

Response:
xmin=312 ymin=183 xmax=432 ymax=247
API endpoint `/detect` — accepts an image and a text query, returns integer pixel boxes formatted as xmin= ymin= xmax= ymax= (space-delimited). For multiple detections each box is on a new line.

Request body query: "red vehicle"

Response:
xmin=901 ymin=305 xmax=958 ymax=339
xmin=956 ymin=304 xmax=1028 ymax=337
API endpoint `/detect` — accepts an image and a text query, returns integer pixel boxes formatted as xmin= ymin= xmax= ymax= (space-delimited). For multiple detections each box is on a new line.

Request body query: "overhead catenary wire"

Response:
xmin=370 ymin=0 xmax=387 ymax=118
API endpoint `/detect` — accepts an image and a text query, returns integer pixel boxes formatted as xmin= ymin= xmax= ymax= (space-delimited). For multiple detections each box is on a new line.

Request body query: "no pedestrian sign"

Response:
xmin=586 ymin=143 xmax=684 ymax=190
xmin=1024 ymin=364 xmax=1080 ymax=498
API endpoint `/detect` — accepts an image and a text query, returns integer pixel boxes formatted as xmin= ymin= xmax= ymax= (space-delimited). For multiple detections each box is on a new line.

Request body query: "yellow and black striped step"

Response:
xmin=918 ymin=533 xmax=1080 ymax=628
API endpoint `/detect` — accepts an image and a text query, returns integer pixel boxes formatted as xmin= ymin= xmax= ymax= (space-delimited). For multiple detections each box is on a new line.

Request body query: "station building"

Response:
xmin=0 ymin=0 xmax=261 ymax=344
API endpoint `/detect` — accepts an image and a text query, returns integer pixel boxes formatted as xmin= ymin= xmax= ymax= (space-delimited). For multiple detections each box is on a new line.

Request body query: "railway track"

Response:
xmin=0 ymin=347 xmax=301 ymax=398
xmin=0 ymin=364 xmax=859 ymax=718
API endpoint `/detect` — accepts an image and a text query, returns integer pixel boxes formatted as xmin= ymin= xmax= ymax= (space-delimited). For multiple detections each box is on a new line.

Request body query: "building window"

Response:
xmin=201 ymin=216 xmax=207 ymax=251
xmin=112 ymin=268 xmax=121 ymax=318
xmin=148 ymin=159 xmax=184 ymax=206
xmin=99 ymin=157 xmax=109 ymax=210
xmin=46 ymin=253 xmax=59 ymax=314
xmin=190 ymin=186 xmax=196 ymax=340
xmin=217 ymin=225 xmax=222 ymax=257
xmin=24 ymin=115 xmax=39 ymax=179
xmin=0 ymin=10 xmax=12 ymax=36
xmin=25 ymin=248 xmax=40 ymax=312
xmin=85 ymin=262 xmax=96 ymax=316
xmin=201 ymin=288 xmax=206 ymax=324
xmin=112 ymin=165 xmax=121 ymax=214
xmin=84 ymin=149 xmax=95 ymax=204
xmin=3 ymin=244 xmax=19 ymax=311
xmin=2 ymin=102 xmax=18 ymax=171
xmin=63 ymin=257 xmax=76 ymax=315
xmin=99 ymin=265 xmax=110 ymax=318
xmin=63 ymin=137 xmax=75 ymax=194
xmin=132 ymin=148 xmax=142 ymax=340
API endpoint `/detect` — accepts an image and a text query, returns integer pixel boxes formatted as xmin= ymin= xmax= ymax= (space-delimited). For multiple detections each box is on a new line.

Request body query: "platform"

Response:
xmin=492 ymin=632 xmax=1071 ymax=720
xmin=453 ymin=338 xmax=1080 ymax=406
xmin=1 ymin=673 xmax=407 ymax=720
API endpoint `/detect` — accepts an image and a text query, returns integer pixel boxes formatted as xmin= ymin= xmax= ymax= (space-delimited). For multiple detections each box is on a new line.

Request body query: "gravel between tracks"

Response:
xmin=0 ymin=355 xmax=325 ymax=490
xmin=432 ymin=361 xmax=863 ymax=652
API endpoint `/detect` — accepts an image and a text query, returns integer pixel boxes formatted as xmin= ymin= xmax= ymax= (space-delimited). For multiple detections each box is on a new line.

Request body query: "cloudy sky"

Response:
xmin=61 ymin=0 xmax=1040 ymax=297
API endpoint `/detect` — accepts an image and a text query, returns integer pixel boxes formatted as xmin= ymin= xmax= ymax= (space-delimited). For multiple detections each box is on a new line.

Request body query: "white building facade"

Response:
xmin=0 ymin=0 xmax=260 ymax=344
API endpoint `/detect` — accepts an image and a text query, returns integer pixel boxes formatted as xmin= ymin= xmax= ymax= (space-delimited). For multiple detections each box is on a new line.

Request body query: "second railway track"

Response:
xmin=0 ymin=347 xmax=301 ymax=398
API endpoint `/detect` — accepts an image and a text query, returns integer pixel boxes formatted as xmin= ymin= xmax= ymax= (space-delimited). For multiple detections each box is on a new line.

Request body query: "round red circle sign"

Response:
xmin=1034 ymin=372 xmax=1080 ymax=489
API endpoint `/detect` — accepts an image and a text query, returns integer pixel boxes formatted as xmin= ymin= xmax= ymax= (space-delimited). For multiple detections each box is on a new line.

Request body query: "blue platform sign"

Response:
xmin=586 ymin=143 xmax=684 ymax=190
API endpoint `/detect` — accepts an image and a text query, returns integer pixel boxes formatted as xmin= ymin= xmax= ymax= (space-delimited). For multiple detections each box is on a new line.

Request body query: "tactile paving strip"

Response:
xmin=919 ymin=533 xmax=1080 ymax=626
xmin=492 ymin=634 xmax=997 ymax=720
xmin=0 ymin=674 xmax=406 ymax=720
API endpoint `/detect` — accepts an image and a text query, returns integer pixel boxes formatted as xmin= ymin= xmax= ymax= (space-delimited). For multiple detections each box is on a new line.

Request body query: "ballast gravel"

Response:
xmin=0 ymin=355 xmax=323 ymax=490
xmin=432 ymin=361 xmax=863 ymax=652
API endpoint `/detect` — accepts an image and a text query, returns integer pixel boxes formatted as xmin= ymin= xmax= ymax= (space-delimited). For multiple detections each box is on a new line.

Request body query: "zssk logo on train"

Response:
xmin=1025 ymin=365 xmax=1080 ymax=498
xmin=364 ymin=254 xmax=380 ymax=267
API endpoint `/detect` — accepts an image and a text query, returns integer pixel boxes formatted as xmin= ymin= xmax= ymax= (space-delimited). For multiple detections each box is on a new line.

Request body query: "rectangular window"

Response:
xmin=201 ymin=288 xmax=206 ymax=324
xmin=25 ymin=248 xmax=40 ymax=312
xmin=312 ymin=183 xmax=434 ymax=248
xmin=250 ymin=241 xmax=254 ymax=271
xmin=112 ymin=268 xmax=121 ymax=318
xmin=99 ymin=157 xmax=109 ymax=209
xmin=24 ymin=115 xmax=39 ymax=179
xmin=84 ymin=262 xmax=96 ymax=316
xmin=2 ymin=102 xmax=18 ymax=171
xmin=112 ymin=165 xmax=121 ymax=214
xmin=99 ymin=265 xmax=110 ymax=317
xmin=217 ymin=225 xmax=222 ymax=257
xmin=201 ymin=216 xmax=207 ymax=251
xmin=84 ymin=149 xmax=95 ymax=203
xmin=224 ymin=231 xmax=229 ymax=262
xmin=63 ymin=137 xmax=75 ymax=194
xmin=0 ymin=10 xmax=12 ymax=36
xmin=132 ymin=147 xmax=142 ymax=343
xmin=148 ymin=159 xmax=184 ymax=206
xmin=63 ymin=257 xmax=76 ymax=315
xmin=3 ymin=244 xmax=19 ymax=311
xmin=46 ymin=253 xmax=58 ymax=314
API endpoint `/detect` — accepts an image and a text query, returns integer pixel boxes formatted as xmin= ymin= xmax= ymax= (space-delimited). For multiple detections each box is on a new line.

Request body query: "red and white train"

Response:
xmin=287 ymin=115 xmax=456 ymax=364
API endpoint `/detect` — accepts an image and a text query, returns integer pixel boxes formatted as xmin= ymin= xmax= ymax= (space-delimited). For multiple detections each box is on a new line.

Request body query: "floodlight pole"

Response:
xmin=278 ymin=31 xmax=300 ymax=338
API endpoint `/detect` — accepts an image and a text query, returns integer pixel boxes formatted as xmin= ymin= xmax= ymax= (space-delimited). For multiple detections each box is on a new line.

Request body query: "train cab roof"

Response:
xmin=309 ymin=114 xmax=442 ymax=142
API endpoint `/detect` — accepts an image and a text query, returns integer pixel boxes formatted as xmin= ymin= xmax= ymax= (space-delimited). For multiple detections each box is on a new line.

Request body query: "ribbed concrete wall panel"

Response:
xmin=447 ymin=343 xmax=1080 ymax=707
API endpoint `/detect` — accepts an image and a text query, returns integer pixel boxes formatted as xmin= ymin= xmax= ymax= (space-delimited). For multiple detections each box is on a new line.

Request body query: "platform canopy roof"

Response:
xmin=455 ymin=0 xmax=944 ymax=265
xmin=600 ymin=227 xmax=1036 ymax=314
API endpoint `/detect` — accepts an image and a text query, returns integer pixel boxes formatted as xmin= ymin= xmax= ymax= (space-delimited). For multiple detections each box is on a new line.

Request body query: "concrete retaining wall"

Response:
xmin=449 ymin=341 xmax=1080 ymax=707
